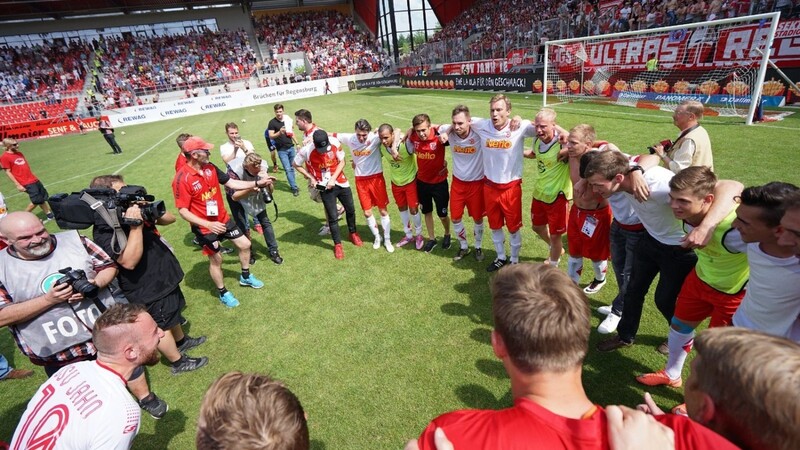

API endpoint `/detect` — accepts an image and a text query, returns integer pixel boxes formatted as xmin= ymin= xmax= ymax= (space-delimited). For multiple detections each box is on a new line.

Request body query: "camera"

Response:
xmin=48 ymin=185 xmax=165 ymax=230
xmin=55 ymin=267 xmax=99 ymax=299
xmin=116 ymin=185 xmax=167 ymax=224
xmin=648 ymin=139 xmax=673 ymax=154
xmin=255 ymin=176 xmax=273 ymax=204
xmin=315 ymin=184 xmax=327 ymax=192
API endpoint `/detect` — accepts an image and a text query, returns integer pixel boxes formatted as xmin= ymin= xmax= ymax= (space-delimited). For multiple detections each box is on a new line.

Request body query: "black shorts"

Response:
xmin=416 ymin=179 xmax=449 ymax=217
xmin=25 ymin=180 xmax=49 ymax=205
xmin=194 ymin=219 xmax=244 ymax=255
xmin=145 ymin=286 xmax=187 ymax=330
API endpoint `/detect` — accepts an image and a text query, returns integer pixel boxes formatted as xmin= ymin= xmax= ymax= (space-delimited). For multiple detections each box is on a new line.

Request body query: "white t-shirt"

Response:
xmin=471 ymin=118 xmax=537 ymax=185
xmin=732 ymin=243 xmax=800 ymax=342
xmin=336 ymin=132 xmax=383 ymax=177
xmin=11 ymin=361 xmax=140 ymax=450
xmin=220 ymin=138 xmax=256 ymax=162
xmin=622 ymin=166 xmax=685 ymax=245
xmin=608 ymin=191 xmax=642 ymax=226
xmin=439 ymin=124 xmax=484 ymax=182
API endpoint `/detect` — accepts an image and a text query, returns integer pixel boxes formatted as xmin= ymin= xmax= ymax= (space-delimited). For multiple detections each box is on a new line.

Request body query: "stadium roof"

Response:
xmin=0 ymin=0 xmax=255 ymax=22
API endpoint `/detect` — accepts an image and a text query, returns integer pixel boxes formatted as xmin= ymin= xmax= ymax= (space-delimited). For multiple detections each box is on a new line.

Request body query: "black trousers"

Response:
xmin=321 ymin=185 xmax=356 ymax=244
xmin=103 ymin=133 xmax=122 ymax=153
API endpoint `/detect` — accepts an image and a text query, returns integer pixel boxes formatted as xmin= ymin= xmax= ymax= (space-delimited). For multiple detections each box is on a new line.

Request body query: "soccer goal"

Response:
xmin=543 ymin=12 xmax=781 ymax=125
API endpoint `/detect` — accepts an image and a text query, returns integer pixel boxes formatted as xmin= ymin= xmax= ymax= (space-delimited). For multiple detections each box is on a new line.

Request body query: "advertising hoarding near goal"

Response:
xmin=544 ymin=12 xmax=781 ymax=125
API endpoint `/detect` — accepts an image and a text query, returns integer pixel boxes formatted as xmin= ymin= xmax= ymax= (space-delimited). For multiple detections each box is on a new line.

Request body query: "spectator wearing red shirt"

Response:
xmin=0 ymin=139 xmax=54 ymax=221
xmin=172 ymin=136 xmax=274 ymax=308
xmin=407 ymin=114 xmax=451 ymax=253
xmin=407 ymin=264 xmax=739 ymax=450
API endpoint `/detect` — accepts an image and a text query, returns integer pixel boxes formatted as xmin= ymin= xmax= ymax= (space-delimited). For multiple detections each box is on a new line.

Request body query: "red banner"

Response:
xmin=0 ymin=117 xmax=102 ymax=141
xmin=442 ymin=59 xmax=509 ymax=76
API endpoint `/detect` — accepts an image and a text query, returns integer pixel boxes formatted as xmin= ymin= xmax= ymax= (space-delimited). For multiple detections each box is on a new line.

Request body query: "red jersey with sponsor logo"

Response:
xmin=0 ymin=150 xmax=38 ymax=185
xmin=409 ymin=125 xmax=448 ymax=184
xmin=174 ymin=153 xmax=187 ymax=172
xmin=417 ymin=397 xmax=738 ymax=450
xmin=295 ymin=137 xmax=348 ymax=186
xmin=172 ymin=162 xmax=229 ymax=233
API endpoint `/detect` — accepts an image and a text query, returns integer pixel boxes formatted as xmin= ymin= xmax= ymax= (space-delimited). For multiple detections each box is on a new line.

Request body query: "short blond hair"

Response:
xmin=491 ymin=264 xmax=590 ymax=373
xmin=569 ymin=124 xmax=596 ymax=145
xmin=489 ymin=94 xmax=511 ymax=111
xmin=693 ymin=328 xmax=800 ymax=450
xmin=197 ymin=372 xmax=309 ymax=450
xmin=535 ymin=107 xmax=557 ymax=122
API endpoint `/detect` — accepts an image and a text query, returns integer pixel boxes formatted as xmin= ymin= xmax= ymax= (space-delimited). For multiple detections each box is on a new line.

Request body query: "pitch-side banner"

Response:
xmin=0 ymin=117 xmax=102 ymax=141
xmin=401 ymin=73 xmax=539 ymax=92
xmin=354 ymin=76 xmax=400 ymax=89
xmin=106 ymin=80 xmax=328 ymax=128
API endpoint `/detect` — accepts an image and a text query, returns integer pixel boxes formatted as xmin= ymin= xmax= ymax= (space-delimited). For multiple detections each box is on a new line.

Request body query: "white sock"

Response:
xmin=474 ymin=222 xmax=484 ymax=249
xmin=453 ymin=221 xmax=468 ymax=249
xmin=411 ymin=212 xmax=423 ymax=236
xmin=591 ymin=260 xmax=608 ymax=281
xmin=399 ymin=210 xmax=412 ymax=238
xmin=366 ymin=215 xmax=379 ymax=238
xmin=567 ymin=256 xmax=583 ymax=283
xmin=665 ymin=327 xmax=695 ymax=380
xmin=491 ymin=229 xmax=506 ymax=260
xmin=509 ymin=231 xmax=522 ymax=263
xmin=380 ymin=215 xmax=391 ymax=240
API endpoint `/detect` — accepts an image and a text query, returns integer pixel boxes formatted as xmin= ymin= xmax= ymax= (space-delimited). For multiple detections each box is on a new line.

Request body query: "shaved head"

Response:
xmin=0 ymin=211 xmax=41 ymax=238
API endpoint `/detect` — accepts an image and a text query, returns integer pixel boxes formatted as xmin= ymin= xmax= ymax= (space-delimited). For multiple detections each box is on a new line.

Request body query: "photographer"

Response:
xmin=650 ymin=100 xmax=713 ymax=174
xmin=227 ymin=154 xmax=284 ymax=265
xmin=90 ymin=175 xmax=209 ymax=375
xmin=0 ymin=211 xmax=168 ymax=419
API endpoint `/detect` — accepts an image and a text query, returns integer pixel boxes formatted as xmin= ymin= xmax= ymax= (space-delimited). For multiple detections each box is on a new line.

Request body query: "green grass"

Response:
xmin=1 ymin=88 xmax=797 ymax=449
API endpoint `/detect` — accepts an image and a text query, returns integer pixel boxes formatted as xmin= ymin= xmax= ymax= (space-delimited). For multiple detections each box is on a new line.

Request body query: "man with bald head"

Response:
xmin=0 ymin=211 xmax=168 ymax=418
xmin=11 ymin=303 xmax=162 ymax=449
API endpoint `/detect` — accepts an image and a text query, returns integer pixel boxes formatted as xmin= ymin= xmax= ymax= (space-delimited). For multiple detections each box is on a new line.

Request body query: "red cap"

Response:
xmin=182 ymin=136 xmax=215 ymax=154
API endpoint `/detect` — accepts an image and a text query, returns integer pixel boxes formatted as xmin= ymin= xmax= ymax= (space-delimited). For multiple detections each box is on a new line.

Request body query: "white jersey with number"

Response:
xmin=336 ymin=132 xmax=383 ymax=177
xmin=471 ymin=118 xmax=536 ymax=185
xmin=439 ymin=125 xmax=484 ymax=182
xmin=732 ymin=243 xmax=800 ymax=342
xmin=11 ymin=361 xmax=140 ymax=450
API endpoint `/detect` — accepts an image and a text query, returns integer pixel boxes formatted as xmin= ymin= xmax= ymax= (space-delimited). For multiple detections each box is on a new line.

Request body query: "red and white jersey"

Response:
xmin=472 ymin=118 xmax=536 ymax=185
xmin=295 ymin=136 xmax=350 ymax=187
xmin=336 ymin=132 xmax=383 ymax=178
xmin=11 ymin=361 xmax=140 ymax=450
xmin=439 ymin=125 xmax=484 ymax=182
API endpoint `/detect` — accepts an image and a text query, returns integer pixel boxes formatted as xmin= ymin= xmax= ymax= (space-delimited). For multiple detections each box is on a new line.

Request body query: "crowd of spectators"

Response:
xmin=253 ymin=11 xmax=391 ymax=79
xmin=0 ymin=40 xmax=89 ymax=104
xmin=94 ymin=29 xmax=257 ymax=98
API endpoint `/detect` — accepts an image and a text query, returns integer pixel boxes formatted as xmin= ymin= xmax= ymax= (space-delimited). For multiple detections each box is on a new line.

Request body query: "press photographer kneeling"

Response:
xmin=88 ymin=175 xmax=208 ymax=376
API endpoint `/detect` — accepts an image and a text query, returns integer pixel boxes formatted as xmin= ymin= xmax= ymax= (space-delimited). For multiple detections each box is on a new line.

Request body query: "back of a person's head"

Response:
xmin=693 ymin=327 xmax=800 ymax=450
xmin=197 ymin=372 xmax=309 ymax=450
xmin=491 ymin=263 xmax=590 ymax=373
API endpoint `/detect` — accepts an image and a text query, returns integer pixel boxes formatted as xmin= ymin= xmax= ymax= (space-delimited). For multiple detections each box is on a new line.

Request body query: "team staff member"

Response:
xmin=0 ymin=211 xmax=167 ymax=419
xmin=294 ymin=129 xmax=362 ymax=260
xmin=378 ymin=124 xmax=424 ymax=249
xmin=437 ymin=105 xmax=486 ymax=262
xmin=173 ymin=136 xmax=273 ymax=308
xmin=11 ymin=304 xmax=163 ymax=450
xmin=267 ymin=104 xmax=300 ymax=196
xmin=407 ymin=114 xmax=451 ymax=253
xmin=90 ymin=175 xmax=209 ymax=375
xmin=1 ymin=138 xmax=55 ymax=222
xmin=335 ymin=119 xmax=394 ymax=253
xmin=524 ymin=108 xmax=571 ymax=267
xmin=650 ymin=99 xmax=713 ymax=174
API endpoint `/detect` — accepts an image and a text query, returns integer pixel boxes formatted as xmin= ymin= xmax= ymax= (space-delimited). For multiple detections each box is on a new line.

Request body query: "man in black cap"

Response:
xmin=293 ymin=129 xmax=361 ymax=259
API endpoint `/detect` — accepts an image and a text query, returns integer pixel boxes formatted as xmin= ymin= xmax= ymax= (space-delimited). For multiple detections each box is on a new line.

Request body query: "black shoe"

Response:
xmin=453 ymin=247 xmax=470 ymax=261
xmin=171 ymin=356 xmax=209 ymax=375
xmin=192 ymin=237 xmax=201 ymax=246
xmin=220 ymin=246 xmax=234 ymax=255
xmin=423 ymin=239 xmax=437 ymax=253
xmin=177 ymin=335 xmax=207 ymax=353
xmin=292 ymin=188 xmax=300 ymax=197
xmin=596 ymin=335 xmax=634 ymax=352
xmin=138 ymin=393 xmax=168 ymax=419
xmin=269 ymin=250 xmax=284 ymax=265
xmin=656 ymin=340 xmax=669 ymax=355
xmin=441 ymin=234 xmax=452 ymax=250
xmin=474 ymin=248 xmax=485 ymax=261
xmin=249 ymin=255 xmax=256 ymax=265
xmin=486 ymin=258 xmax=508 ymax=272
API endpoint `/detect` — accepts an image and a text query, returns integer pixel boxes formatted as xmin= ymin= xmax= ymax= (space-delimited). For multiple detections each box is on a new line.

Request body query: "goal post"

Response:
xmin=543 ymin=12 xmax=781 ymax=125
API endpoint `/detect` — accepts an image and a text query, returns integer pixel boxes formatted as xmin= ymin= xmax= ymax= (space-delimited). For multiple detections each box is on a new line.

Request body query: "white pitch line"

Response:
xmin=113 ymin=127 xmax=183 ymax=175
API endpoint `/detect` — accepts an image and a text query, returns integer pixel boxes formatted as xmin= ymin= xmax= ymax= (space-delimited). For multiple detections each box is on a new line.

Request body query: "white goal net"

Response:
xmin=543 ymin=12 xmax=781 ymax=125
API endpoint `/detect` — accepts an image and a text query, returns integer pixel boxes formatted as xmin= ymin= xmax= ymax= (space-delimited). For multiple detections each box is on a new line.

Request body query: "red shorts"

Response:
xmin=531 ymin=193 xmax=569 ymax=235
xmin=674 ymin=269 xmax=745 ymax=327
xmin=484 ymin=179 xmax=523 ymax=233
xmin=355 ymin=173 xmax=389 ymax=211
xmin=450 ymin=177 xmax=485 ymax=222
xmin=391 ymin=181 xmax=418 ymax=210
xmin=566 ymin=204 xmax=611 ymax=261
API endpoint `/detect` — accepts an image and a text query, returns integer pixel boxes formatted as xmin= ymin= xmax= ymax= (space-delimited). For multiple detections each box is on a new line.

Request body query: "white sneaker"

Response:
xmin=384 ymin=240 xmax=394 ymax=253
xmin=597 ymin=305 xmax=613 ymax=316
xmin=373 ymin=236 xmax=381 ymax=249
xmin=318 ymin=224 xmax=331 ymax=236
xmin=598 ymin=313 xmax=622 ymax=334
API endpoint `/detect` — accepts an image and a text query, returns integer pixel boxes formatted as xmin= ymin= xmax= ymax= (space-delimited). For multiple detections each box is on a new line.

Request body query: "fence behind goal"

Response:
xmin=543 ymin=12 xmax=781 ymax=125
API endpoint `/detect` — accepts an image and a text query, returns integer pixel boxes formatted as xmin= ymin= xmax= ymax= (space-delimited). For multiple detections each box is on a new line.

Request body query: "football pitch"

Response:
xmin=1 ymin=88 xmax=797 ymax=449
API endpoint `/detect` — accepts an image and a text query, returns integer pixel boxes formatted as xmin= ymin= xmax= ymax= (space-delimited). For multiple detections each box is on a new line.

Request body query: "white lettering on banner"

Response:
xmin=775 ymin=20 xmax=800 ymax=39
